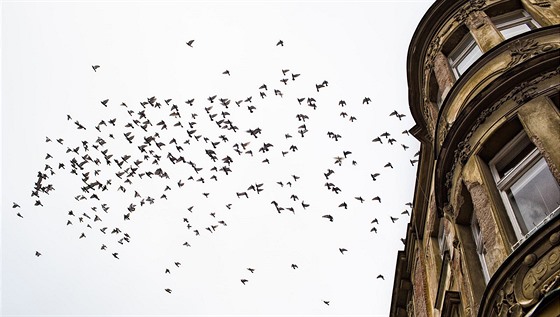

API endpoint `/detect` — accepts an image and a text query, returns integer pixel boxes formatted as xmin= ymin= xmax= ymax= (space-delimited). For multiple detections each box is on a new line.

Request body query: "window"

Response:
xmin=490 ymin=132 xmax=560 ymax=243
xmin=492 ymin=10 xmax=540 ymax=40
xmin=448 ymin=33 xmax=483 ymax=78
xmin=471 ymin=214 xmax=490 ymax=282
xmin=438 ymin=220 xmax=449 ymax=257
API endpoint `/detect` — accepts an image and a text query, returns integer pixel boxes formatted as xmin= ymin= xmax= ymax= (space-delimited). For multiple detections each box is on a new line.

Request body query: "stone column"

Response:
xmin=433 ymin=52 xmax=455 ymax=102
xmin=462 ymin=157 xmax=510 ymax=277
xmin=465 ymin=10 xmax=503 ymax=53
xmin=517 ymin=96 xmax=560 ymax=182
xmin=522 ymin=0 xmax=560 ymax=26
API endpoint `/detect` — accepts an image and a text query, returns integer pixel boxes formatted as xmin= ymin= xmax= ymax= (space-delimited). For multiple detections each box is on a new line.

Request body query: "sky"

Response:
xmin=1 ymin=1 xmax=433 ymax=316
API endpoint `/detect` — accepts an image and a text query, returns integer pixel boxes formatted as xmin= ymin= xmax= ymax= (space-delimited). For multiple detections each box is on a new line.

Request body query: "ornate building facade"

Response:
xmin=390 ymin=0 xmax=559 ymax=316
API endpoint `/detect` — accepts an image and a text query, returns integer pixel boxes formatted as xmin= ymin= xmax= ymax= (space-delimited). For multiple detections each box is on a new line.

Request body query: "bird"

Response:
xmin=384 ymin=162 xmax=394 ymax=168
xmin=371 ymin=173 xmax=380 ymax=181
xmin=240 ymin=279 xmax=248 ymax=285
xmin=35 ymin=251 xmax=42 ymax=257
xmin=12 ymin=202 xmax=20 ymax=208
xmin=372 ymin=196 xmax=381 ymax=203
xmin=370 ymin=227 xmax=377 ymax=233
xmin=390 ymin=216 xmax=399 ymax=223
xmin=339 ymin=248 xmax=347 ymax=255
xmin=276 ymin=40 xmax=283 ymax=46
xmin=363 ymin=97 xmax=371 ymax=104
xmin=322 ymin=215 xmax=334 ymax=222
xmin=377 ymin=275 xmax=385 ymax=280
xmin=222 ymin=70 xmax=230 ymax=76
xmin=112 ymin=253 xmax=119 ymax=259
xmin=247 ymin=268 xmax=255 ymax=273
xmin=291 ymin=264 xmax=298 ymax=269
xmin=92 ymin=65 xmax=100 ymax=72
xmin=323 ymin=300 xmax=330 ymax=306
xmin=165 ymin=288 xmax=172 ymax=293
xmin=186 ymin=40 xmax=194 ymax=47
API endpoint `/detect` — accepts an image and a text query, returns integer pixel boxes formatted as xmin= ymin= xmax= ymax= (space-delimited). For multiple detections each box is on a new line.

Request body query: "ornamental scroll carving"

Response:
xmin=493 ymin=234 xmax=560 ymax=317
xmin=442 ymin=68 xmax=560 ymax=199
xmin=455 ymin=0 xmax=486 ymax=24
xmin=507 ymin=38 xmax=560 ymax=69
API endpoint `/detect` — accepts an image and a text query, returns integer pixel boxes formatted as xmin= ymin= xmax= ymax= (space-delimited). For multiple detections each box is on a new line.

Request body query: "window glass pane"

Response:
xmin=455 ymin=45 xmax=482 ymax=76
xmin=500 ymin=24 xmax=532 ymax=39
xmin=507 ymin=158 xmax=560 ymax=234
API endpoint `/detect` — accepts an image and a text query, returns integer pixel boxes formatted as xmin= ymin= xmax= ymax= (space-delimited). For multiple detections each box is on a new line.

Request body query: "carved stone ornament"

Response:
xmin=514 ymin=246 xmax=560 ymax=307
xmin=442 ymin=67 xmax=560 ymax=202
xmin=495 ymin=275 xmax=524 ymax=317
xmin=507 ymin=38 xmax=560 ymax=69
xmin=529 ymin=0 xmax=551 ymax=7
xmin=455 ymin=0 xmax=486 ymax=24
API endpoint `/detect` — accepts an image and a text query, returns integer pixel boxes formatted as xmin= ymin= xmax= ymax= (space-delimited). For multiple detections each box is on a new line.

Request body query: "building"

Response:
xmin=390 ymin=0 xmax=559 ymax=316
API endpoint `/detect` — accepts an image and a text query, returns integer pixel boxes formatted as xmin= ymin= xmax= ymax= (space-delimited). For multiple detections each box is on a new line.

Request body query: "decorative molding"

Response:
xmin=442 ymin=68 xmax=560 ymax=202
xmin=515 ymin=246 xmax=560 ymax=307
xmin=528 ymin=0 xmax=551 ymax=8
xmin=455 ymin=0 xmax=486 ymax=24
xmin=508 ymin=38 xmax=560 ymax=69
xmin=484 ymin=224 xmax=560 ymax=317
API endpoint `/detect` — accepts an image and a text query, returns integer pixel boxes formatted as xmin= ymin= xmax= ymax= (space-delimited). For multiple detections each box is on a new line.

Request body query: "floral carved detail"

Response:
xmin=455 ymin=0 xmax=486 ymax=24
xmin=495 ymin=275 xmax=524 ymax=317
xmin=442 ymin=68 xmax=560 ymax=199
xmin=424 ymin=36 xmax=442 ymax=72
xmin=508 ymin=38 xmax=560 ymax=69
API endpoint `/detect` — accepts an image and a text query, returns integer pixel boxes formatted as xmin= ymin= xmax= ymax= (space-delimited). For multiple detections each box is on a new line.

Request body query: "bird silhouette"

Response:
xmin=240 ymin=279 xmax=248 ymax=285
xmin=92 ymin=65 xmax=100 ymax=72
xmin=339 ymin=248 xmax=347 ymax=255
xmin=186 ymin=40 xmax=194 ymax=47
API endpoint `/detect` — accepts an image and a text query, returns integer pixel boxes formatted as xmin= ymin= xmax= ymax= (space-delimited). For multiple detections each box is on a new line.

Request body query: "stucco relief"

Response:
xmin=442 ymin=68 xmax=560 ymax=202
xmin=490 ymin=232 xmax=560 ymax=316
xmin=528 ymin=0 xmax=552 ymax=8
xmin=507 ymin=38 xmax=560 ymax=69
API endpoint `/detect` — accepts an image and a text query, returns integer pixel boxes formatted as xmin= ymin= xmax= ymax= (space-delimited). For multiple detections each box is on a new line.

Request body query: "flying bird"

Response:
xmin=92 ymin=65 xmax=100 ymax=72
xmin=339 ymin=248 xmax=348 ymax=255
xmin=186 ymin=40 xmax=194 ymax=47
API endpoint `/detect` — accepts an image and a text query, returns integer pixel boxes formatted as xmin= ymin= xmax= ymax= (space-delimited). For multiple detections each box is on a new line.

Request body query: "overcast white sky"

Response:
xmin=2 ymin=1 xmax=433 ymax=316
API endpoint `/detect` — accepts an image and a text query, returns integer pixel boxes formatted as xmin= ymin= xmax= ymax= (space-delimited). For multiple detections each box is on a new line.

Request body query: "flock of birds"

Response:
xmin=11 ymin=38 xmax=420 ymax=309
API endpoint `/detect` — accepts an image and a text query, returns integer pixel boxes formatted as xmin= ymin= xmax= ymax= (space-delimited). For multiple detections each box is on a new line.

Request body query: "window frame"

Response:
xmin=471 ymin=214 xmax=490 ymax=283
xmin=448 ymin=33 xmax=483 ymax=79
xmin=492 ymin=10 xmax=540 ymax=40
xmin=489 ymin=131 xmax=560 ymax=243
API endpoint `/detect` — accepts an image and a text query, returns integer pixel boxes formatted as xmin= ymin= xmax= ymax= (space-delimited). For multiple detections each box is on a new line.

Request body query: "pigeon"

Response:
xmin=186 ymin=40 xmax=194 ymax=47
